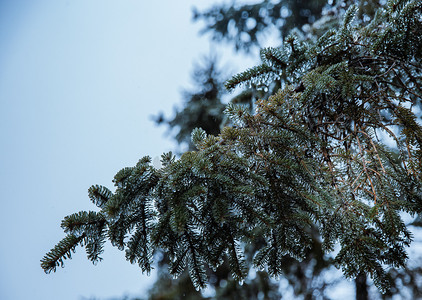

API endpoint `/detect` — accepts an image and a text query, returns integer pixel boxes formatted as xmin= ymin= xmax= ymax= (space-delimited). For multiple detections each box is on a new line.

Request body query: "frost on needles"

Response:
xmin=41 ymin=0 xmax=422 ymax=293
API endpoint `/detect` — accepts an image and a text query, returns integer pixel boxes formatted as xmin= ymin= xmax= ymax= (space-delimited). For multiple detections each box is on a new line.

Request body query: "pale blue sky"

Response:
xmin=0 ymin=1 xmax=256 ymax=299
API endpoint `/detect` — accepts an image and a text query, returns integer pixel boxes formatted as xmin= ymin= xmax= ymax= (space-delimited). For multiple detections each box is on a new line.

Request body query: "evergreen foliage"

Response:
xmin=42 ymin=0 xmax=422 ymax=296
xmin=153 ymin=55 xmax=281 ymax=299
xmin=193 ymin=0 xmax=327 ymax=51
xmin=155 ymin=57 xmax=226 ymax=151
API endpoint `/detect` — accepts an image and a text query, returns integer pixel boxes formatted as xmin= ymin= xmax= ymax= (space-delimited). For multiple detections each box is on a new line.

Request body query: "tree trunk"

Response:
xmin=355 ymin=272 xmax=369 ymax=300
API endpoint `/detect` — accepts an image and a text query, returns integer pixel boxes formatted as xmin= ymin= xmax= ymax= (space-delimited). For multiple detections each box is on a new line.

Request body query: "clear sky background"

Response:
xmin=0 ymin=1 xmax=258 ymax=299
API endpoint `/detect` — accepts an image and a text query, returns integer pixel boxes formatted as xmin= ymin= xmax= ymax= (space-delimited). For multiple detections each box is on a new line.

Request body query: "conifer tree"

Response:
xmin=42 ymin=0 xmax=422 ymax=298
xmin=197 ymin=2 xmax=422 ymax=297
xmin=193 ymin=0 xmax=327 ymax=52
xmin=155 ymin=56 xmax=226 ymax=151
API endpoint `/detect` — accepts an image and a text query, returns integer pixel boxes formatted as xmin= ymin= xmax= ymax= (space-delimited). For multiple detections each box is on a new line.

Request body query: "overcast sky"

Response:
xmin=0 ymin=1 xmax=258 ymax=299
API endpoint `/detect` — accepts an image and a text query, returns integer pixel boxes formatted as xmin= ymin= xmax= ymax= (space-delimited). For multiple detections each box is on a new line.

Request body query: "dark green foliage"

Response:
xmin=155 ymin=57 xmax=226 ymax=150
xmin=41 ymin=211 xmax=107 ymax=273
xmin=42 ymin=0 xmax=422 ymax=297
xmin=41 ymin=234 xmax=85 ymax=273
xmin=146 ymin=255 xmax=281 ymax=300
xmin=221 ymin=0 xmax=422 ymax=292
xmin=193 ymin=0 xmax=327 ymax=51
xmin=88 ymin=185 xmax=112 ymax=209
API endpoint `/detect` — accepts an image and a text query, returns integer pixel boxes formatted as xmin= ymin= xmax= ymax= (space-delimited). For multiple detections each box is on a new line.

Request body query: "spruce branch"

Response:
xmin=225 ymin=64 xmax=274 ymax=91
xmin=61 ymin=211 xmax=106 ymax=236
xmin=125 ymin=227 xmax=153 ymax=274
xmin=88 ymin=185 xmax=112 ymax=209
xmin=41 ymin=234 xmax=85 ymax=273
xmin=260 ymin=47 xmax=287 ymax=69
